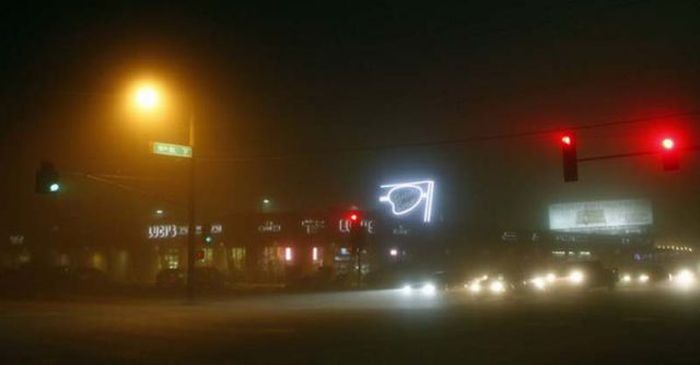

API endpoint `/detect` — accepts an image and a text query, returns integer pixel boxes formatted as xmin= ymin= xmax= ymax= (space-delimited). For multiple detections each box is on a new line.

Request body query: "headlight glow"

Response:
xmin=638 ymin=274 xmax=650 ymax=284
xmin=531 ymin=277 xmax=546 ymax=290
xmin=546 ymin=273 xmax=556 ymax=283
xmin=421 ymin=283 xmax=436 ymax=295
xmin=674 ymin=269 xmax=695 ymax=287
xmin=468 ymin=282 xmax=482 ymax=293
xmin=401 ymin=284 xmax=412 ymax=293
xmin=569 ymin=270 xmax=585 ymax=285
xmin=489 ymin=280 xmax=505 ymax=294
xmin=621 ymin=274 xmax=631 ymax=283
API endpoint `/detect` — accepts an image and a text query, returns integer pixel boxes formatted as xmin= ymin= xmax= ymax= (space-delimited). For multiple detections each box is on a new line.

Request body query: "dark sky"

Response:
xmin=1 ymin=1 xmax=699 ymax=240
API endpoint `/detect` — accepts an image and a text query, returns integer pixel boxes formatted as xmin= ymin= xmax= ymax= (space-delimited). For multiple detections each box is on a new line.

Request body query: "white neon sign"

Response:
xmin=379 ymin=180 xmax=435 ymax=222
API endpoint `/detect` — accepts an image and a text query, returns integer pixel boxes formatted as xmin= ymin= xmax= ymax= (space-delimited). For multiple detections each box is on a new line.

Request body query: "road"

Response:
xmin=1 ymin=287 xmax=700 ymax=364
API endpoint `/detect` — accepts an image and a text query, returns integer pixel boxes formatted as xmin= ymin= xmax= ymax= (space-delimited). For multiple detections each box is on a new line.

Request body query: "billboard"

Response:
xmin=548 ymin=199 xmax=652 ymax=234
xmin=378 ymin=180 xmax=435 ymax=223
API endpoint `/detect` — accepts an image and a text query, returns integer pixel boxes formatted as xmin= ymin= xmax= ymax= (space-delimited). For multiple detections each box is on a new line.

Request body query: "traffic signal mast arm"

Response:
xmin=560 ymin=137 xmax=693 ymax=181
xmin=577 ymin=150 xmax=658 ymax=162
xmin=576 ymin=145 xmax=698 ymax=162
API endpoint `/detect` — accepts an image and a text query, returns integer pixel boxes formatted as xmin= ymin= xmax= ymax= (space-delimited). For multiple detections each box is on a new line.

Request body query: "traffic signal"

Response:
xmin=35 ymin=161 xmax=61 ymax=194
xmin=660 ymin=137 xmax=679 ymax=171
xmin=201 ymin=224 xmax=213 ymax=244
xmin=561 ymin=134 xmax=578 ymax=182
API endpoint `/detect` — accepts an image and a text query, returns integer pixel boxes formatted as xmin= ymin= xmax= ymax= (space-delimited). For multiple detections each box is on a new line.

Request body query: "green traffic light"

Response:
xmin=49 ymin=183 xmax=60 ymax=192
xmin=205 ymin=236 xmax=213 ymax=244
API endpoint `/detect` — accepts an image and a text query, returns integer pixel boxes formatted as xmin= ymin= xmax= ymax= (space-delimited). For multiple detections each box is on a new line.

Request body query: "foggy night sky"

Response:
xmin=1 ymin=1 xmax=699 ymax=241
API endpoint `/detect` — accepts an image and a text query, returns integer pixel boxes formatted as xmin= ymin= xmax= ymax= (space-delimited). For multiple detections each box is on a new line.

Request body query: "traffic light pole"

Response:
xmin=356 ymin=248 xmax=362 ymax=288
xmin=186 ymin=114 xmax=197 ymax=303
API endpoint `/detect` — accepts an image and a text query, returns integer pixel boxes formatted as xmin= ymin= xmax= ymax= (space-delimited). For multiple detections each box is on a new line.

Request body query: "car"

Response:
xmin=559 ymin=261 xmax=617 ymax=290
xmin=71 ymin=267 xmax=109 ymax=290
xmin=192 ymin=267 xmax=227 ymax=290
xmin=156 ymin=268 xmax=185 ymax=289
xmin=156 ymin=267 xmax=227 ymax=291
xmin=399 ymin=271 xmax=448 ymax=295
xmin=464 ymin=274 xmax=512 ymax=296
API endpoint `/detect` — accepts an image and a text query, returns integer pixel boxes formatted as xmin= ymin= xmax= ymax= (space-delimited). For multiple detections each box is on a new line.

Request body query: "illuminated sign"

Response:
xmin=147 ymin=224 xmax=222 ymax=240
xmin=301 ymin=219 xmax=325 ymax=234
xmin=148 ymin=224 xmax=178 ymax=239
xmin=379 ymin=180 xmax=435 ymax=222
xmin=549 ymin=199 xmax=652 ymax=234
xmin=152 ymin=142 xmax=192 ymax=158
xmin=392 ymin=225 xmax=409 ymax=235
xmin=9 ymin=235 xmax=24 ymax=245
xmin=258 ymin=221 xmax=282 ymax=233
xmin=338 ymin=219 xmax=374 ymax=234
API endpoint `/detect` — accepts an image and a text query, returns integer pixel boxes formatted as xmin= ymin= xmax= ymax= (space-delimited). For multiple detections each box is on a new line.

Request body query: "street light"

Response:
xmin=129 ymin=81 xmax=166 ymax=117
xmin=134 ymin=85 xmax=160 ymax=110
xmin=129 ymin=79 xmax=198 ymax=302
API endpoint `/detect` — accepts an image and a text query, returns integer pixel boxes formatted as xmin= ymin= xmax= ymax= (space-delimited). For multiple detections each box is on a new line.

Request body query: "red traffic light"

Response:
xmin=661 ymin=138 xmax=675 ymax=150
xmin=660 ymin=136 xmax=680 ymax=171
xmin=350 ymin=213 xmax=359 ymax=222
xmin=560 ymin=133 xmax=578 ymax=182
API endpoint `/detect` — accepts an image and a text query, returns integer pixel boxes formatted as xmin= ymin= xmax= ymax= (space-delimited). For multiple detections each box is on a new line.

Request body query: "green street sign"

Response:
xmin=152 ymin=142 xmax=192 ymax=158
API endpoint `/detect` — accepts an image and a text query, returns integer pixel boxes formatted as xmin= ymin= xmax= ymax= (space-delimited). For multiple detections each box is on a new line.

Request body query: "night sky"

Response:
xmin=1 ymin=1 xmax=699 ymax=243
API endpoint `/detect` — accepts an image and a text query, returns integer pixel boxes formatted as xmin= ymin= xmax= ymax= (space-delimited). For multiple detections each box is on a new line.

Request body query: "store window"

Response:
xmin=261 ymin=245 xmax=286 ymax=281
xmin=201 ymin=247 xmax=214 ymax=264
xmin=312 ymin=246 xmax=323 ymax=266
xmin=230 ymin=247 xmax=246 ymax=271
xmin=164 ymin=248 xmax=180 ymax=269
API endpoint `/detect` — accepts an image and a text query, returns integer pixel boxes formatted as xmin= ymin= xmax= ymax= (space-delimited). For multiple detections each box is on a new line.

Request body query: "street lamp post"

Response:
xmin=130 ymin=82 xmax=198 ymax=302
xmin=186 ymin=114 xmax=196 ymax=302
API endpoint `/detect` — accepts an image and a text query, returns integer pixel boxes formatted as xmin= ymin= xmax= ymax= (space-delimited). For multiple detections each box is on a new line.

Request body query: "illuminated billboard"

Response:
xmin=379 ymin=180 xmax=435 ymax=222
xmin=549 ymin=199 xmax=652 ymax=234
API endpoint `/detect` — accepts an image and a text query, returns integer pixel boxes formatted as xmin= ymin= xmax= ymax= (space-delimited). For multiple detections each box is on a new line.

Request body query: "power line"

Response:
xmin=67 ymin=172 xmax=184 ymax=208
xmin=199 ymin=110 xmax=700 ymax=163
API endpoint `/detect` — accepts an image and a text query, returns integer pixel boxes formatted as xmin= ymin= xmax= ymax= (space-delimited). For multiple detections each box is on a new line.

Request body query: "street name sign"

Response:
xmin=152 ymin=142 xmax=192 ymax=158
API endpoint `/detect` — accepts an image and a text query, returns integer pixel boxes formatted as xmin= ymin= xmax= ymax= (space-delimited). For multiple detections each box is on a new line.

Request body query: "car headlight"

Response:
xmin=545 ymin=273 xmax=557 ymax=283
xmin=638 ymin=274 xmax=650 ymax=283
xmin=569 ymin=270 xmax=585 ymax=285
xmin=421 ymin=283 xmax=436 ymax=295
xmin=468 ymin=281 xmax=482 ymax=293
xmin=673 ymin=269 xmax=695 ymax=287
xmin=621 ymin=274 xmax=632 ymax=283
xmin=530 ymin=277 xmax=546 ymax=290
xmin=401 ymin=284 xmax=412 ymax=292
xmin=489 ymin=280 xmax=505 ymax=294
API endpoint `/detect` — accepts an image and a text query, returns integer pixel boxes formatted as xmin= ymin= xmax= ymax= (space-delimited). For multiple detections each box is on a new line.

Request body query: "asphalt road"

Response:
xmin=1 ymin=287 xmax=700 ymax=364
